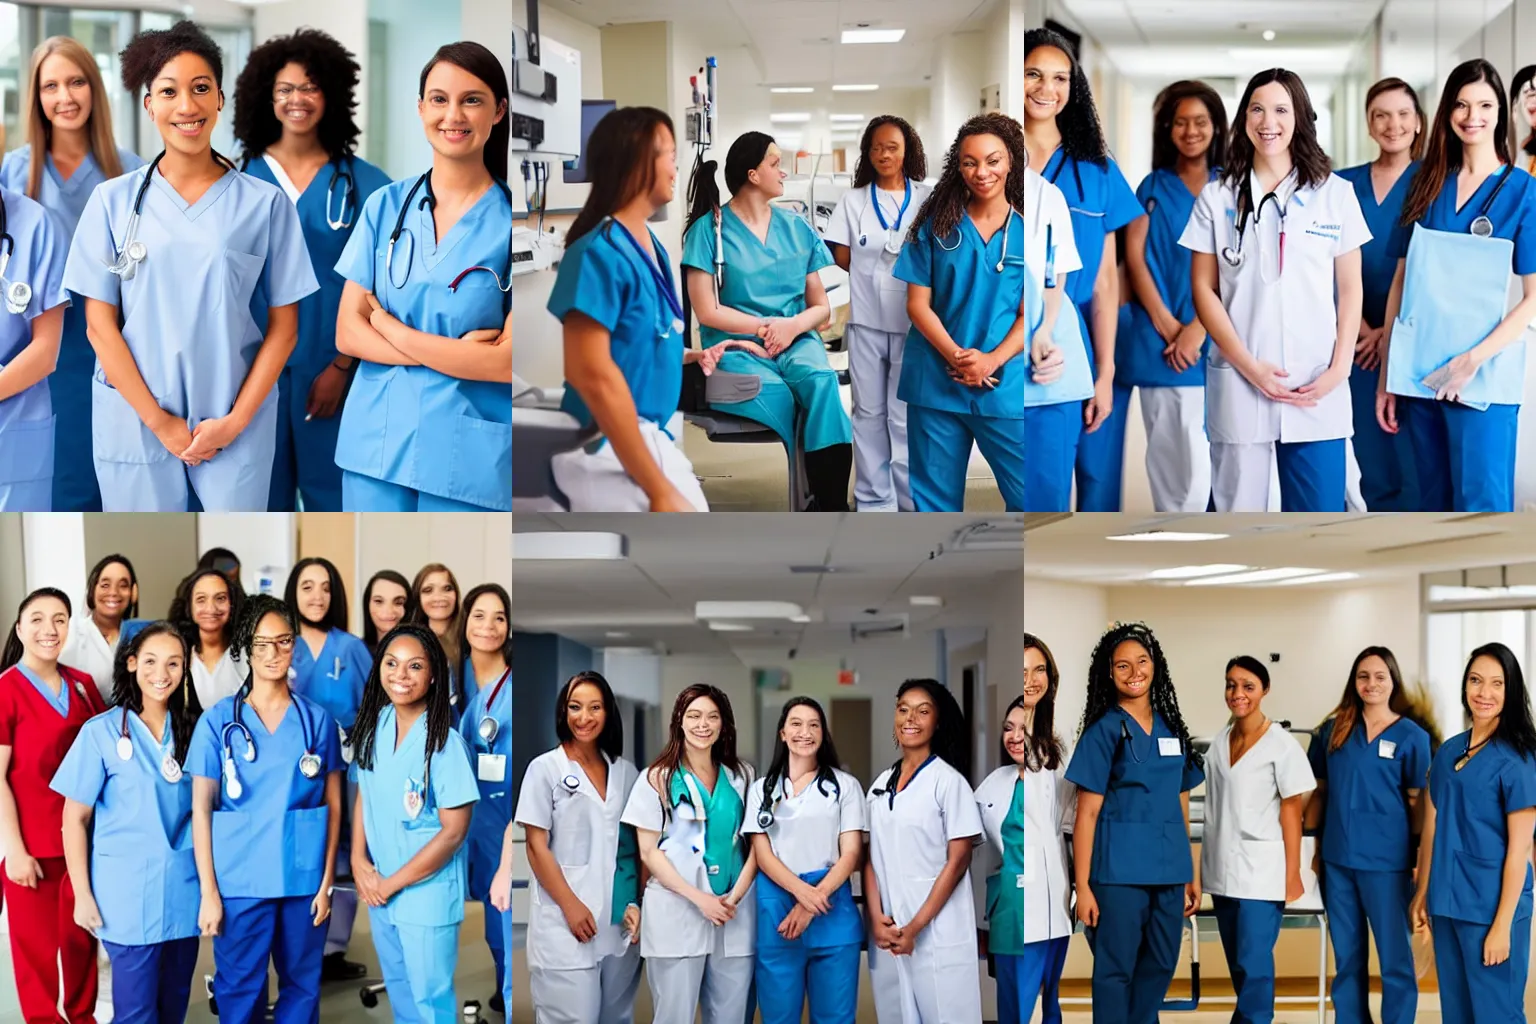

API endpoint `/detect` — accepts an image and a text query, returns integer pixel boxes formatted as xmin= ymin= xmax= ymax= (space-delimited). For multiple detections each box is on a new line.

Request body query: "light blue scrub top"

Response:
xmin=1308 ymin=715 xmax=1429 ymax=872
xmin=1065 ymin=707 xmax=1204 ymax=886
xmin=1043 ymin=151 xmax=1143 ymax=360
xmin=548 ymin=219 xmax=684 ymax=427
xmin=457 ymin=668 xmax=510 ymax=899
xmin=1390 ymin=165 xmax=1536 ymax=271
xmin=0 ymin=187 xmax=70 ymax=474
xmin=1426 ymin=731 xmax=1536 ymax=925
xmin=288 ymin=627 xmax=371 ymax=731
xmin=357 ymin=705 xmax=480 ymax=926
xmin=1336 ymin=161 xmax=1419 ymax=327
xmin=0 ymin=145 xmax=147 ymax=241
xmin=892 ymin=212 xmax=1034 ymax=417
xmin=680 ymin=205 xmax=834 ymax=350
xmin=333 ymin=176 xmax=513 ymax=510
xmin=1119 ymin=167 xmax=1217 ymax=388
xmin=50 ymin=708 xmax=199 ymax=945
xmin=188 ymin=692 xmax=342 ymax=899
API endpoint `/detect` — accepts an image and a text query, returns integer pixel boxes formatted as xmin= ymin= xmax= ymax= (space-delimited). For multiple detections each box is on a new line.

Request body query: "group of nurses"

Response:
xmin=169 ymin=566 xmax=247 ymax=714
xmin=1122 ymin=80 xmax=1225 ymax=512
xmin=61 ymin=553 xmax=143 ymax=701
xmin=825 ymin=117 xmax=931 ymax=510
xmin=232 ymin=29 xmax=391 ymax=511
xmin=0 ymin=588 xmax=108 ymax=1023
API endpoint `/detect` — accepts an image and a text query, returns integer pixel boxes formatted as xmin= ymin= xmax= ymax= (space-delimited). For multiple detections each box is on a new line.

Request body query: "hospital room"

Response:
xmin=0 ymin=511 xmax=512 ymax=1024
xmin=507 ymin=513 xmax=1025 ymax=1022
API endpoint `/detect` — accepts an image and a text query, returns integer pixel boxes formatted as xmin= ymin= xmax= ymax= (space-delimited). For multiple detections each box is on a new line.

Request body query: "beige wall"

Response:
xmin=355 ymin=513 xmax=513 ymax=597
xmin=82 ymin=513 xmax=200 ymax=621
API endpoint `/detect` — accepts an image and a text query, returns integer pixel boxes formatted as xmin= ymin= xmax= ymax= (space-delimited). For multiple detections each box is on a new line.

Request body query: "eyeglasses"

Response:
xmin=274 ymin=83 xmax=322 ymax=102
xmin=251 ymin=634 xmax=296 ymax=655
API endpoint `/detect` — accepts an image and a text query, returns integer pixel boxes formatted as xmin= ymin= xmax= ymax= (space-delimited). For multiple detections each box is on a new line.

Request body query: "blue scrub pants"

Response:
xmin=501 ymin=910 xmax=513 ymax=1013
xmin=1074 ymin=381 xmax=1132 ymax=511
xmin=102 ymin=937 xmax=199 ymax=1024
xmin=1041 ymin=935 xmax=1068 ymax=1024
xmin=906 ymin=405 xmax=1025 ymax=511
xmin=342 ymin=471 xmax=503 ymax=511
xmin=268 ymin=365 xmax=345 ymax=511
xmin=1399 ymin=396 xmax=1517 ymax=511
xmin=1211 ymin=896 xmax=1282 ymax=1024
xmin=370 ymin=904 xmax=460 ymax=1024
xmin=1431 ymin=914 xmax=1531 ymax=1023
xmin=213 ymin=895 xmax=325 ymax=1024
xmin=1085 ymin=883 xmax=1184 ymax=1024
xmin=1277 ymin=439 xmax=1346 ymax=512
xmin=755 ymin=941 xmax=859 ymax=1024
xmin=1022 ymin=402 xmax=1081 ymax=512
xmin=996 ymin=936 xmax=1068 ymax=1024
xmin=1349 ymin=365 xmax=1419 ymax=511
xmin=1321 ymin=864 xmax=1416 ymax=1024
xmin=51 ymin=302 xmax=102 ymax=511
xmin=710 ymin=338 xmax=852 ymax=452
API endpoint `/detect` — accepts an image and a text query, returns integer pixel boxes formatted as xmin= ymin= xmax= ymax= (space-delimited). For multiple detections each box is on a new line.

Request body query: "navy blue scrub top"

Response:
xmin=1336 ymin=162 xmax=1419 ymax=327
xmin=1308 ymin=715 xmax=1429 ymax=872
xmin=1425 ymin=731 xmax=1536 ymax=925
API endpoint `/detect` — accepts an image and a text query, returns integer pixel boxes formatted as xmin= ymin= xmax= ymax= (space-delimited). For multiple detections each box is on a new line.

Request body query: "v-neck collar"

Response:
xmin=47 ymin=151 xmax=98 ymax=195
xmin=561 ymin=746 xmax=613 ymax=803
xmin=964 ymin=206 xmax=1017 ymax=248
xmin=416 ymin=182 xmax=503 ymax=269
xmin=1449 ymin=164 xmax=1510 ymax=217
xmin=1224 ymin=719 xmax=1273 ymax=769
xmin=386 ymin=704 xmax=426 ymax=757
xmin=1364 ymin=161 xmax=1413 ymax=209
xmin=128 ymin=708 xmax=172 ymax=749
xmin=723 ymin=201 xmax=774 ymax=250
xmin=150 ymin=166 xmax=237 ymax=223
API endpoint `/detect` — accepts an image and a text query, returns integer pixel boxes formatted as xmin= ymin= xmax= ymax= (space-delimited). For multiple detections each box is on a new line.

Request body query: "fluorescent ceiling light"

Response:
xmin=909 ymin=595 xmax=944 ymax=607
xmin=605 ymin=631 xmax=631 ymax=639
xmin=1273 ymin=572 xmax=1361 ymax=586
xmin=696 ymin=601 xmax=804 ymax=620
xmin=771 ymin=87 xmax=815 ymax=94
xmin=708 ymin=622 xmax=754 ymax=632
xmin=1146 ymin=564 xmax=1251 ymax=580
xmin=841 ymin=29 xmax=904 ymax=44
xmin=1429 ymin=584 xmax=1536 ymax=601
xmin=1185 ymin=567 xmax=1326 ymax=586
xmin=1107 ymin=531 xmax=1229 ymax=543
xmin=514 ymin=532 xmax=627 ymax=560
xmin=829 ymin=114 xmax=865 ymax=122
xmin=833 ymin=84 xmax=879 ymax=91
xmin=769 ymin=112 xmax=810 ymax=123
xmin=790 ymin=614 xmax=812 ymax=623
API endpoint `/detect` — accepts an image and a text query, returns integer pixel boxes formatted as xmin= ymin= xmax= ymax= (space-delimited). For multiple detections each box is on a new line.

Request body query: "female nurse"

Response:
xmin=167 ymin=567 xmax=246 ymax=714
xmin=362 ymin=569 xmax=412 ymax=657
xmin=742 ymin=698 xmax=864 ymax=1024
xmin=0 ymin=588 xmax=108 ymax=1023
xmin=977 ymin=638 xmax=1074 ymax=1024
xmin=334 ymin=42 xmax=512 ymax=512
xmin=825 ymin=116 xmax=931 ymax=510
xmin=893 ymin=113 xmax=1037 ymax=511
xmin=188 ymin=594 xmax=343 ymax=1024
xmin=1412 ymin=642 xmax=1536 ymax=1023
xmin=1183 ymin=68 xmax=1370 ymax=512
xmin=515 ymin=671 xmax=642 ymax=1024
xmin=1303 ymin=646 xmax=1431 ymax=1024
xmin=3 ymin=37 xmax=145 ymax=512
xmin=1067 ymin=622 xmax=1202 ymax=1024
xmin=52 ymin=622 xmax=201 ymax=1024
xmin=1376 ymin=59 xmax=1536 ymax=512
xmin=683 ymin=132 xmax=855 ymax=511
xmin=351 ymin=623 xmax=479 ymax=1023
xmin=411 ymin=563 xmax=464 ymax=710
xmin=1199 ymin=656 xmax=1315 ymax=1024
xmin=1122 ymin=80 xmax=1227 ymax=512
xmin=1512 ymin=66 xmax=1536 ymax=175
xmin=1336 ymin=79 xmax=1425 ymax=511
xmin=61 ymin=553 xmax=142 ymax=701
xmin=456 ymin=583 xmax=512 ymax=1011
xmin=232 ymin=29 xmax=391 ymax=512
xmin=621 ymin=684 xmax=757 ymax=1024
xmin=62 ymin=20 xmax=318 ymax=513
xmin=1023 ymin=28 xmax=1146 ymax=512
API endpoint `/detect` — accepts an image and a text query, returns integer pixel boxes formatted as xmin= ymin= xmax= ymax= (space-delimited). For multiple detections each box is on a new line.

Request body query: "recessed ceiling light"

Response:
xmin=841 ymin=29 xmax=905 ymax=44
xmin=1146 ymin=564 xmax=1251 ymax=580
xmin=1185 ymin=567 xmax=1325 ymax=586
xmin=605 ymin=631 xmax=631 ymax=639
xmin=790 ymin=614 xmax=812 ymax=623
xmin=910 ymin=595 xmax=944 ymax=606
xmin=1272 ymin=572 xmax=1361 ymax=586
xmin=769 ymin=112 xmax=810 ymax=123
xmin=696 ymin=601 xmax=804 ymax=620
xmin=708 ymin=622 xmax=754 ymax=632
xmin=1107 ymin=531 xmax=1229 ymax=543
xmin=829 ymin=114 xmax=865 ymax=122
xmin=771 ymin=87 xmax=815 ymax=94
xmin=833 ymin=84 xmax=880 ymax=92
xmin=1262 ymin=29 xmax=1276 ymax=41
xmin=513 ymin=532 xmax=627 ymax=560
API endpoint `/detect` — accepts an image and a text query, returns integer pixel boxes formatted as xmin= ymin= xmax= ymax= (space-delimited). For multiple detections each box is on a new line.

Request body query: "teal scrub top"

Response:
xmin=669 ymin=767 xmax=746 ymax=896
xmin=987 ymin=777 xmax=1025 ymax=955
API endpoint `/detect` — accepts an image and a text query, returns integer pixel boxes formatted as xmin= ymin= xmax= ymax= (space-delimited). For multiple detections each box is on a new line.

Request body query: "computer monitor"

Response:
xmin=564 ymin=99 xmax=618 ymax=183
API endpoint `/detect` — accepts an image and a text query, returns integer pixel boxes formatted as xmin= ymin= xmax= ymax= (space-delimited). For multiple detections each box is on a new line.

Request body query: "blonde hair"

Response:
xmin=23 ymin=37 xmax=125 ymax=201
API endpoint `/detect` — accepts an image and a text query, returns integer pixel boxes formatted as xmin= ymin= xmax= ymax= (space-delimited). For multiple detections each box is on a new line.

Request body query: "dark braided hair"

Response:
xmin=851 ymin=115 xmax=927 ymax=188
xmin=351 ymin=623 xmax=457 ymax=781
xmin=1024 ymin=27 xmax=1109 ymax=165
xmin=231 ymin=594 xmax=297 ymax=696
xmin=1078 ymin=622 xmax=1201 ymax=771
xmin=111 ymin=621 xmax=197 ymax=765
xmin=908 ymin=112 xmax=1027 ymax=249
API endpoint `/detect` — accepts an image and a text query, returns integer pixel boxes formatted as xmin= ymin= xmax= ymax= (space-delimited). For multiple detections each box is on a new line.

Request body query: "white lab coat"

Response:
xmin=1200 ymin=721 xmax=1316 ymax=902
xmin=191 ymin=648 xmax=246 ymax=713
xmin=741 ymin=767 xmax=866 ymax=874
xmin=60 ymin=612 xmax=122 ymax=702
xmin=976 ymin=760 xmax=1074 ymax=943
xmin=1179 ymin=169 xmax=1371 ymax=446
xmin=826 ymin=180 xmax=934 ymax=335
xmin=1024 ymin=167 xmax=1083 ymax=292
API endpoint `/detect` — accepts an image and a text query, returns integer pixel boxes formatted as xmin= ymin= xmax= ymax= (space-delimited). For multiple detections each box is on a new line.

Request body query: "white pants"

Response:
xmin=1345 ymin=437 xmax=1366 ymax=512
xmin=846 ymin=323 xmax=911 ymax=510
xmin=530 ymin=945 xmax=642 ymax=1024
xmin=1210 ymin=442 xmax=1281 ymax=511
xmin=551 ymin=421 xmax=709 ymax=511
xmin=644 ymin=951 xmax=754 ymax=1024
xmin=869 ymin=943 xmax=981 ymax=1024
xmin=1138 ymin=386 xmax=1210 ymax=512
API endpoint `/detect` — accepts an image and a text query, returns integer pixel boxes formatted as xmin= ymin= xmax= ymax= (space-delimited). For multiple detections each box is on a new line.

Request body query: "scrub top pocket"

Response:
xmin=1204 ymin=362 xmax=1265 ymax=445
xmin=445 ymin=412 xmax=512 ymax=510
xmin=0 ymin=415 xmax=53 ymax=484
xmin=91 ymin=375 xmax=170 ymax=465
xmin=551 ymin=795 xmax=595 ymax=868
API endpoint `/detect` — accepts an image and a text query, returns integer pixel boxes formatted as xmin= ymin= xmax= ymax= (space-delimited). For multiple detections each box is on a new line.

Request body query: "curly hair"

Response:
xmin=851 ymin=115 xmax=927 ymax=188
xmin=167 ymin=567 xmax=246 ymax=654
xmin=1024 ymin=27 xmax=1109 ymax=165
xmin=110 ymin=621 xmax=197 ymax=765
xmin=120 ymin=19 xmax=223 ymax=94
xmin=232 ymin=28 xmax=361 ymax=163
xmin=908 ymin=112 xmax=1027 ymax=248
xmin=351 ymin=623 xmax=456 ymax=774
xmin=231 ymin=594 xmax=297 ymax=694
xmin=1078 ymin=622 xmax=1201 ymax=771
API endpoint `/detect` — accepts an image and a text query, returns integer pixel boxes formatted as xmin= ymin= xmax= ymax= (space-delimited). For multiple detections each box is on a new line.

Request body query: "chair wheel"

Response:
xmin=360 ymin=989 xmax=378 ymax=1009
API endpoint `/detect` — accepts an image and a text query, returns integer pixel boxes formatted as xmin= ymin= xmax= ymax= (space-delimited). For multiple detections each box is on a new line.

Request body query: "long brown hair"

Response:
xmin=1401 ymin=59 xmax=1509 ymax=227
xmin=1325 ymin=646 xmax=1436 ymax=752
xmin=908 ymin=113 xmax=1027 ymax=249
xmin=568 ymin=107 xmax=674 ymax=246
xmin=1021 ymin=633 xmax=1064 ymax=770
xmin=410 ymin=563 xmax=462 ymax=676
xmin=23 ymin=37 xmax=125 ymax=201
xmin=1222 ymin=69 xmax=1331 ymax=222
xmin=1365 ymin=77 xmax=1427 ymax=162
xmin=646 ymin=684 xmax=746 ymax=808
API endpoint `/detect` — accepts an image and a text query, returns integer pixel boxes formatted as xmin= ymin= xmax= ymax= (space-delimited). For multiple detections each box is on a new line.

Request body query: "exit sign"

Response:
xmin=838 ymin=670 xmax=856 ymax=686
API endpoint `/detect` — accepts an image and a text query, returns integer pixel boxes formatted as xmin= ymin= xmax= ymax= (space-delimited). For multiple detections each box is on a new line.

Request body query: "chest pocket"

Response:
xmin=549 ymin=785 xmax=593 ymax=867
xmin=1292 ymin=216 xmax=1341 ymax=267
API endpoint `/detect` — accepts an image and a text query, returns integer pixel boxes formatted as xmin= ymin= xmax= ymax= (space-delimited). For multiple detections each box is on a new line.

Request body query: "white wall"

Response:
xmin=370 ymin=0 xmax=461 ymax=178
xmin=19 ymin=513 xmax=86 ymax=610
xmin=197 ymin=514 xmax=296 ymax=597
xmin=355 ymin=514 xmax=512 ymax=595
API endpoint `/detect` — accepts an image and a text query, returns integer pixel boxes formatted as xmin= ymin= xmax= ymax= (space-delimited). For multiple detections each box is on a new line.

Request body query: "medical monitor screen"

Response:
xmin=564 ymin=99 xmax=619 ymax=183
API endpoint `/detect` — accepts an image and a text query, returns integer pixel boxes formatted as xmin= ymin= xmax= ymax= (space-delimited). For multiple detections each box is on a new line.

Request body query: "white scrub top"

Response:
xmin=1179 ymin=169 xmax=1371 ymax=445
xmin=191 ymin=647 xmax=245 ymax=712
xmin=977 ymin=760 xmax=1074 ymax=943
xmin=1200 ymin=720 xmax=1316 ymax=901
xmin=825 ymin=180 xmax=933 ymax=335
xmin=60 ymin=612 xmax=121 ymax=702
xmin=741 ymin=766 xmax=865 ymax=876
xmin=1025 ymin=167 xmax=1083 ymax=292
xmin=514 ymin=747 xmax=639 ymax=971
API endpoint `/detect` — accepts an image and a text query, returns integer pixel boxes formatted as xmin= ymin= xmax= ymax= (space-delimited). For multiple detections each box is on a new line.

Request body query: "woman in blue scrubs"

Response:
xmin=53 ymin=621 xmax=201 ymax=1024
xmin=334 ymin=42 xmax=512 ymax=512
xmin=1023 ymin=28 xmax=1145 ymax=512
xmin=1303 ymin=646 xmax=1431 ymax=1024
xmin=1412 ymin=642 xmax=1536 ymax=1023
xmin=352 ymin=622 xmax=479 ymax=1024
xmin=3 ymin=36 xmax=144 ymax=512
xmin=457 ymin=583 xmax=511 ymax=1013
xmin=362 ymin=569 xmax=412 ymax=658
xmin=683 ymin=132 xmax=854 ymax=511
xmin=1377 ymin=59 xmax=1536 ymax=511
xmin=1336 ymin=79 xmax=1424 ymax=511
xmin=1067 ymin=623 xmax=1202 ymax=1024
xmin=1123 ymin=80 xmax=1226 ymax=512
xmin=188 ymin=594 xmax=344 ymax=1024
xmin=232 ymin=29 xmax=390 ymax=512
xmin=63 ymin=20 xmax=319 ymax=513
xmin=893 ymin=113 xmax=1037 ymax=511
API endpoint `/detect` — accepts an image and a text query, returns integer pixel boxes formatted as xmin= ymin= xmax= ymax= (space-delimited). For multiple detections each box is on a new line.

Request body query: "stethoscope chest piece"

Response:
xmin=299 ymin=752 xmax=322 ymax=779
xmin=884 ymin=234 xmax=903 ymax=256
xmin=477 ymin=716 xmax=499 ymax=744
xmin=1221 ymin=246 xmax=1245 ymax=268
xmin=4 ymin=280 xmax=29 ymax=315
xmin=561 ymin=774 xmax=581 ymax=792
xmin=160 ymin=754 xmax=183 ymax=784
xmin=1471 ymin=215 xmax=1495 ymax=238
xmin=115 ymin=735 xmax=134 ymax=762
xmin=756 ymin=808 xmax=774 ymax=830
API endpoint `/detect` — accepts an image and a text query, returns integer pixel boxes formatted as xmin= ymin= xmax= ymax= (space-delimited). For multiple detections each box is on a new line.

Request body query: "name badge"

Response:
xmin=1378 ymin=740 xmax=1397 ymax=760
xmin=707 ymin=864 xmax=720 ymax=876
xmin=478 ymin=754 xmax=507 ymax=783
xmin=1016 ymin=873 xmax=1025 ymax=889
xmin=1158 ymin=737 xmax=1182 ymax=757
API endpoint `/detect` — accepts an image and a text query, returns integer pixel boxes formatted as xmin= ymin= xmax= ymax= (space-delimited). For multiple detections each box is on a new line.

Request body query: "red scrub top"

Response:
xmin=0 ymin=664 xmax=105 ymax=859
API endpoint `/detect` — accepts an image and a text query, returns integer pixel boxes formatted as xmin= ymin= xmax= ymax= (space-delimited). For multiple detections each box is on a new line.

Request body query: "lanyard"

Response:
xmin=485 ymin=667 xmax=509 ymax=713
xmin=611 ymin=218 xmax=683 ymax=324
xmin=870 ymin=180 xmax=912 ymax=234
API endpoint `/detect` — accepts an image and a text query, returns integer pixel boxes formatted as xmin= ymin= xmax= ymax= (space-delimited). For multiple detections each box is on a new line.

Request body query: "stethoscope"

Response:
xmin=115 ymin=704 xmax=184 ymax=784
xmin=1466 ymin=164 xmax=1514 ymax=238
xmin=1220 ymin=181 xmax=1288 ymax=271
xmin=1046 ymin=150 xmax=1085 ymax=201
xmin=937 ymin=205 xmax=1016 ymax=273
xmin=0 ymin=194 xmax=30 ymax=315
xmin=611 ymin=218 xmax=684 ymax=341
xmin=220 ymin=693 xmax=322 ymax=800
xmin=870 ymin=754 xmax=937 ymax=811
xmin=475 ymin=667 xmax=510 ymax=746
xmin=1120 ymin=717 xmax=1148 ymax=764
xmin=384 ymin=171 xmax=516 ymax=297
xmin=325 ymin=162 xmax=356 ymax=231
xmin=755 ymin=770 xmax=839 ymax=830
xmin=859 ymin=180 xmax=912 ymax=255
xmin=109 ymin=150 xmax=237 ymax=281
